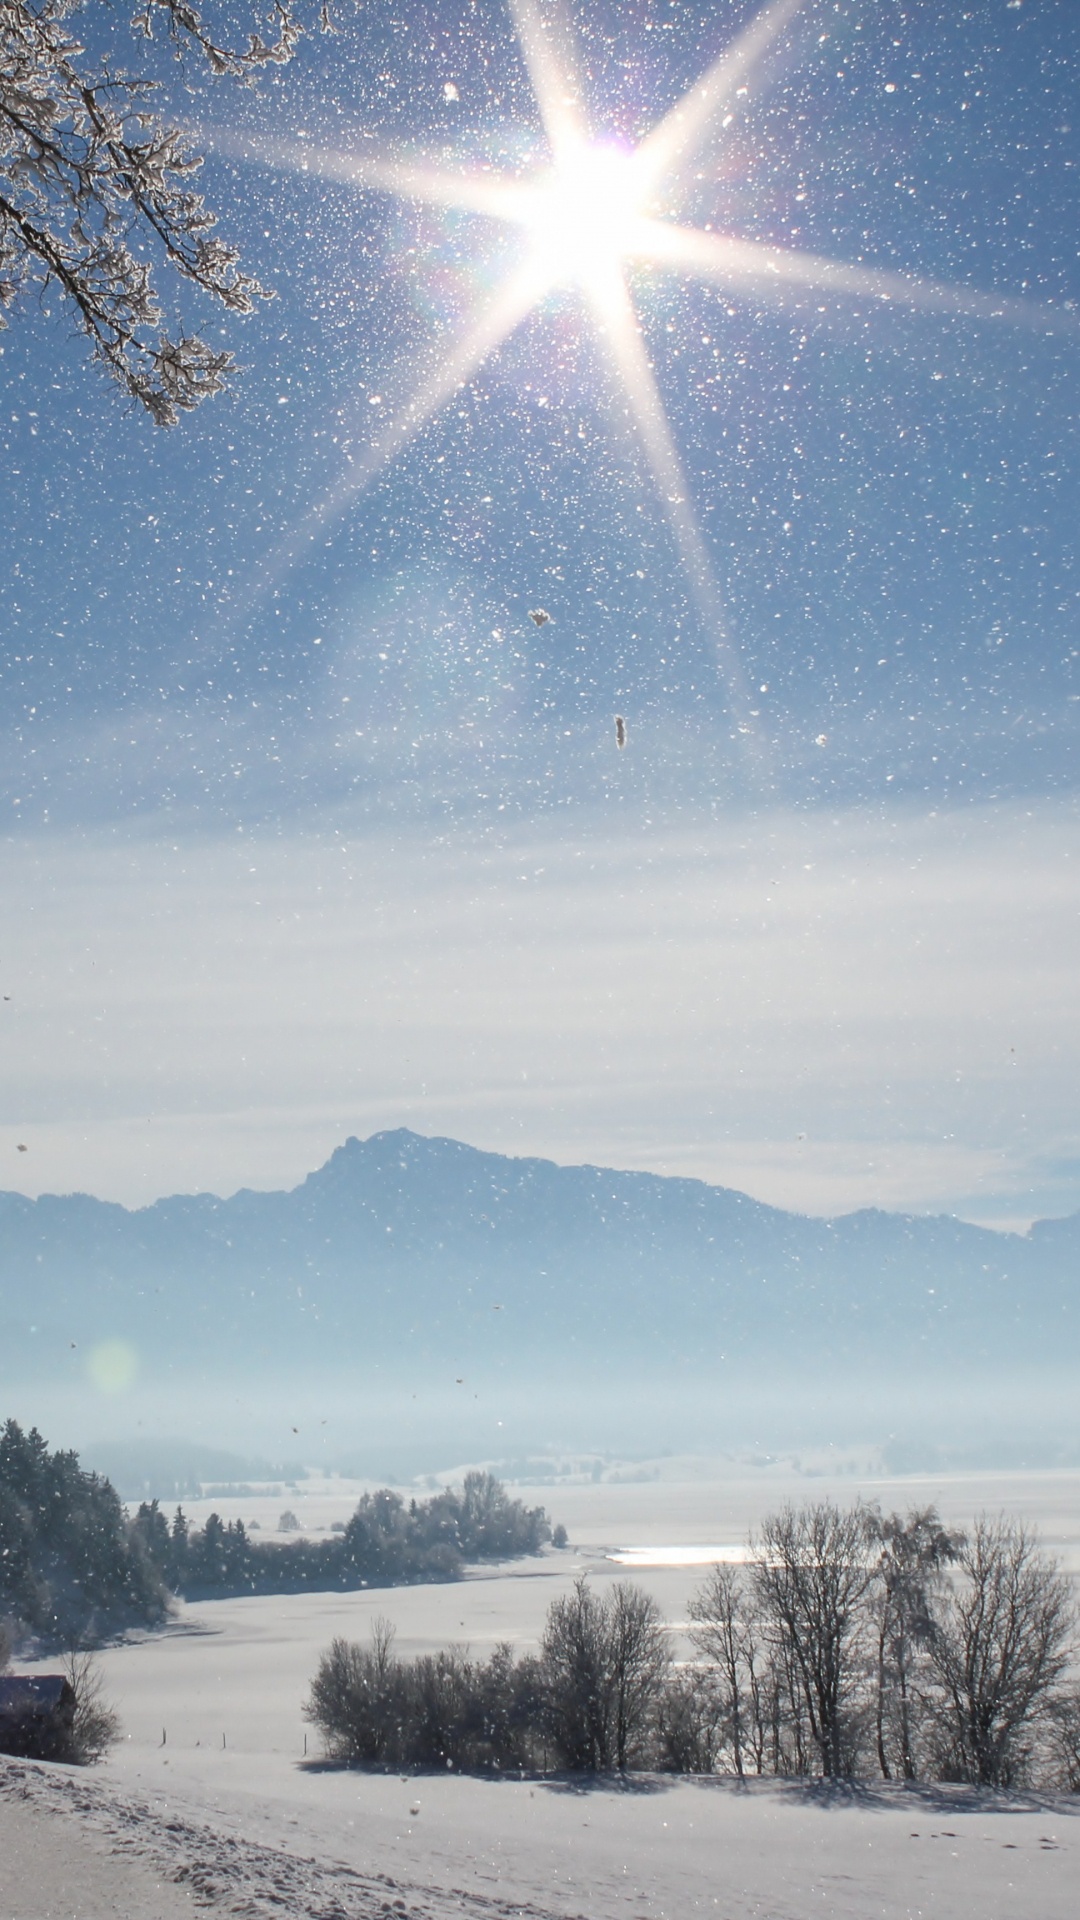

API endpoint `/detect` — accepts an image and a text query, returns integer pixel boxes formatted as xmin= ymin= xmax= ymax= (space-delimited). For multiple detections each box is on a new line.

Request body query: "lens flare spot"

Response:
xmin=86 ymin=1339 xmax=139 ymax=1394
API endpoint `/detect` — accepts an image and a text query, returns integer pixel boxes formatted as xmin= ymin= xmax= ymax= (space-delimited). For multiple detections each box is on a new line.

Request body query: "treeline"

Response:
xmin=307 ymin=1500 xmax=1080 ymax=1791
xmin=132 ymin=1472 xmax=551 ymax=1599
xmin=0 ymin=1421 xmax=168 ymax=1645
xmin=0 ymin=1421 xmax=551 ymax=1647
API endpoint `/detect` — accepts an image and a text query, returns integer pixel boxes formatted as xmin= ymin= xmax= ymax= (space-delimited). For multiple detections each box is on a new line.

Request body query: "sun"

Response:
xmin=520 ymin=143 xmax=649 ymax=290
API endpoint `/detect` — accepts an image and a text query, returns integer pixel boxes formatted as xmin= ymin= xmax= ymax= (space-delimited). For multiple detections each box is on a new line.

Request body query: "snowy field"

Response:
xmin=4 ymin=1466 xmax=1079 ymax=1919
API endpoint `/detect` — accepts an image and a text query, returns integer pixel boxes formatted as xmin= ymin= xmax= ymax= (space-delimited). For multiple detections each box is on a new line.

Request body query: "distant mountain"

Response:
xmin=1 ymin=1129 xmax=1077 ymax=1393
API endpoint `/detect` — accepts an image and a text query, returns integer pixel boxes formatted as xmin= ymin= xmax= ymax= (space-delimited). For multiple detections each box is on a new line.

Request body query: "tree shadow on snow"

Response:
xmin=681 ymin=1774 xmax=1080 ymax=1818
xmin=296 ymin=1756 xmax=675 ymax=1794
xmin=294 ymin=1758 xmax=1080 ymax=1814
xmin=536 ymin=1771 xmax=675 ymax=1797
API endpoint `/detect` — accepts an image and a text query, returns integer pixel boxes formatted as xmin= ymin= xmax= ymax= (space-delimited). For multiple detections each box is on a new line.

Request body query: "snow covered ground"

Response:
xmin=3 ymin=1744 xmax=1076 ymax=1920
xmin=3 ymin=1467 xmax=1079 ymax=1919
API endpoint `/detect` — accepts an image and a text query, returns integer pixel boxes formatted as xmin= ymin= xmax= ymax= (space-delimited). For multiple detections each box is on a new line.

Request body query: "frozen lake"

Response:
xmin=171 ymin=1461 xmax=1080 ymax=1570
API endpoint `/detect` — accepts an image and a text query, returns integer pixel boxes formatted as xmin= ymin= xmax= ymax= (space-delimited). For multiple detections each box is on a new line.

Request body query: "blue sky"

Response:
xmin=1 ymin=0 xmax=1078 ymax=1225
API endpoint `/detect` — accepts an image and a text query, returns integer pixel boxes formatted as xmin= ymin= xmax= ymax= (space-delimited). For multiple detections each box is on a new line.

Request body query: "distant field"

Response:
xmin=172 ymin=1461 xmax=1080 ymax=1569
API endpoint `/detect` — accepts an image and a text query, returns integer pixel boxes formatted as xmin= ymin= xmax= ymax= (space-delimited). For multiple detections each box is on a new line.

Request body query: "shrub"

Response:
xmin=304 ymin=1619 xmax=544 ymax=1772
xmin=305 ymin=1621 xmax=408 ymax=1765
xmin=59 ymin=1652 xmax=121 ymax=1764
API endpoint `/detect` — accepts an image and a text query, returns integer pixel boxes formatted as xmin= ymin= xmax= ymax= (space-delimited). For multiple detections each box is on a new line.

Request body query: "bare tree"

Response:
xmin=1046 ymin=1689 xmax=1080 ymax=1793
xmin=684 ymin=1561 xmax=821 ymax=1779
xmin=751 ymin=1501 xmax=875 ymax=1778
xmin=867 ymin=1505 xmax=961 ymax=1781
xmin=688 ymin=1563 xmax=756 ymax=1777
xmin=305 ymin=1622 xmax=544 ymax=1774
xmin=0 ymin=1617 xmax=11 ymax=1672
xmin=0 ymin=0 xmax=321 ymax=421
xmin=540 ymin=1576 xmax=669 ymax=1772
xmin=926 ymin=1516 xmax=1077 ymax=1787
xmin=304 ymin=1617 xmax=404 ymax=1765
xmin=540 ymin=1576 xmax=612 ymax=1770
xmin=657 ymin=1663 xmax=725 ymax=1774
xmin=606 ymin=1581 xmax=670 ymax=1771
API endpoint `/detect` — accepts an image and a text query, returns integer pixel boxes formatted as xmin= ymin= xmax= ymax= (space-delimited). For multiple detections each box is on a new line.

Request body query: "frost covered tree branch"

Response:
xmin=0 ymin=0 xmax=315 ymax=423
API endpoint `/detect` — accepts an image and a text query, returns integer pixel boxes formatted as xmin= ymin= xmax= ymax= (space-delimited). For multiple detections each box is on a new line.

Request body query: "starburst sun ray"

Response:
xmin=508 ymin=0 xmax=591 ymax=163
xmin=633 ymin=0 xmax=809 ymax=196
xmin=205 ymin=125 xmax=528 ymax=224
xmin=585 ymin=263 xmax=755 ymax=734
xmin=228 ymin=257 xmax=553 ymax=618
xmin=634 ymin=221 xmax=1075 ymax=333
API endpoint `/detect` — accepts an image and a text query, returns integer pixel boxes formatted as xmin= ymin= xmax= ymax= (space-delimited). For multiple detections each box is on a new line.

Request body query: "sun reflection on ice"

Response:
xmin=608 ymin=1544 xmax=752 ymax=1568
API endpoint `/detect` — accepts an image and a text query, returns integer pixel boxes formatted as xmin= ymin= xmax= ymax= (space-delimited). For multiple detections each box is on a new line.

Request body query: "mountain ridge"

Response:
xmin=1 ymin=1129 xmax=1075 ymax=1392
xmin=2 ymin=1126 xmax=1055 ymax=1240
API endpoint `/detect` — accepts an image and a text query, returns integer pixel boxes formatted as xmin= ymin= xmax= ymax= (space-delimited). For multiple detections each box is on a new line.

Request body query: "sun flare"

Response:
xmin=215 ymin=0 xmax=1066 ymax=727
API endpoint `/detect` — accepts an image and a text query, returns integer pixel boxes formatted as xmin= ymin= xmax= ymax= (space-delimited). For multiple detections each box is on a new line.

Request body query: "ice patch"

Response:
xmin=607 ymin=1543 xmax=752 ymax=1567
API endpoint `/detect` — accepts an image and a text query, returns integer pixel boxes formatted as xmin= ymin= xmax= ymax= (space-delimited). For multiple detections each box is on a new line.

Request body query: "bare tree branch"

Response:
xmin=0 ymin=0 xmax=317 ymax=421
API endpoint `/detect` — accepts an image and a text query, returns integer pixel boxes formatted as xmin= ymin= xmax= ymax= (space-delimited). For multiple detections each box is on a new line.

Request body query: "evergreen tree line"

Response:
xmin=0 ymin=1420 xmax=168 ymax=1646
xmin=132 ymin=1472 xmax=550 ymax=1600
xmin=306 ymin=1501 xmax=1080 ymax=1790
xmin=0 ymin=1421 xmax=550 ymax=1647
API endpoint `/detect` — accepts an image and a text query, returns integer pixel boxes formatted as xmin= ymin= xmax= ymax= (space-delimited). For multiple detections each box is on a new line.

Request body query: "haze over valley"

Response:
xmin=3 ymin=1128 xmax=1077 ymax=1483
